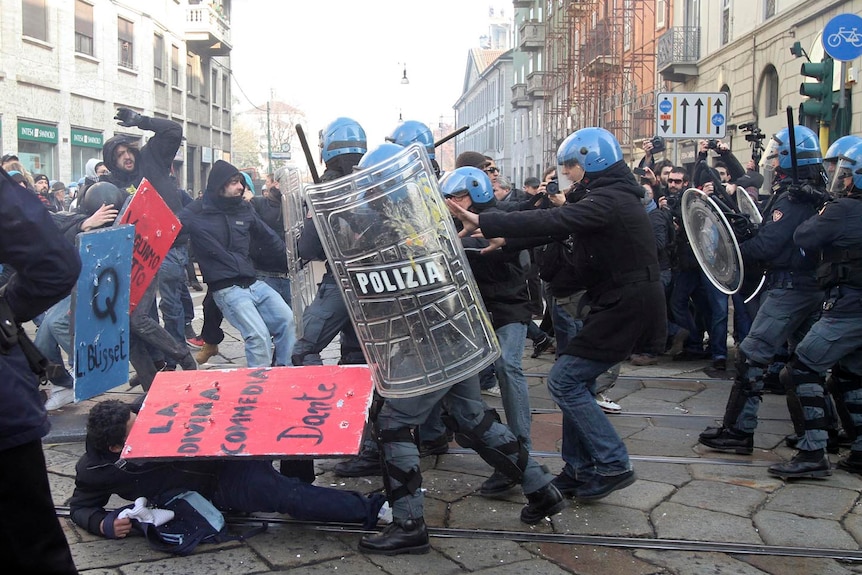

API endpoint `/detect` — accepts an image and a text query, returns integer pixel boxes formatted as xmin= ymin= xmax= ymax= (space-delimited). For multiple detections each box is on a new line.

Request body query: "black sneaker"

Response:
xmin=574 ymin=470 xmax=636 ymax=501
xmin=531 ymin=335 xmax=555 ymax=358
xmin=358 ymin=518 xmax=430 ymax=555
xmin=837 ymin=451 xmax=862 ymax=475
xmin=520 ymin=483 xmax=567 ymax=524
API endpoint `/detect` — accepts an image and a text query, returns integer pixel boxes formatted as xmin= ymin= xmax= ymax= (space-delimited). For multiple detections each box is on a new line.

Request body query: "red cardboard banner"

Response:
xmin=117 ymin=178 xmax=181 ymax=311
xmin=122 ymin=365 xmax=375 ymax=460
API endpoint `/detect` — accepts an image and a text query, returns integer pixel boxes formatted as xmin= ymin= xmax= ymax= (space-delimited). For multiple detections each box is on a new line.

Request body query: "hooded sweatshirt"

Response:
xmin=178 ymin=160 xmax=285 ymax=291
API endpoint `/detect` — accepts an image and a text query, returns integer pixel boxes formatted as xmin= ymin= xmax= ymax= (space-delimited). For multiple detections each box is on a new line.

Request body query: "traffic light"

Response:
xmin=799 ymin=56 xmax=834 ymax=123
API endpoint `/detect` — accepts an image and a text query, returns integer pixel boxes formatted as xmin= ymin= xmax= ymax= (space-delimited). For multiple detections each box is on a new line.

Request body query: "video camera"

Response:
xmin=738 ymin=121 xmax=766 ymax=164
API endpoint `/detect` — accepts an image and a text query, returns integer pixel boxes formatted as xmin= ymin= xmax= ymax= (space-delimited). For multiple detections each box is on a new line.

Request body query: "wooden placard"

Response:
xmin=122 ymin=365 xmax=375 ymax=460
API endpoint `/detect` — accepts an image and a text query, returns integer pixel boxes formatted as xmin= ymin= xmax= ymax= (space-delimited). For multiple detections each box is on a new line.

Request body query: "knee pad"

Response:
xmin=453 ymin=410 xmax=527 ymax=483
xmin=377 ymin=426 xmax=422 ymax=502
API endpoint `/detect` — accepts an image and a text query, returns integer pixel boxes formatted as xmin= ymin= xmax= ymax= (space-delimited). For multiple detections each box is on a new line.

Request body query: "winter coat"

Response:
xmin=478 ymin=161 xmax=666 ymax=362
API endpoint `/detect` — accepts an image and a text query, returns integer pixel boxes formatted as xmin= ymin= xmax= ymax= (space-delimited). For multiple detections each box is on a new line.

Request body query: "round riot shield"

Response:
xmin=303 ymin=143 xmax=500 ymax=398
xmin=681 ymin=188 xmax=743 ymax=295
xmin=736 ymin=188 xmax=763 ymax=226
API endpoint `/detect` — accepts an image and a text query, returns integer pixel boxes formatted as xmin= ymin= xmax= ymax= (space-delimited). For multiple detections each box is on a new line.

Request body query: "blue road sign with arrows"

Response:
xmin=656 ymin=92 xmax=728 ymax=140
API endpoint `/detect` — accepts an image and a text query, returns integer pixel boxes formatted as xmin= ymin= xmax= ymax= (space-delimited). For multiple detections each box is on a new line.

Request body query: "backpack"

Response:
xmin=138 ymin=490 xmax=265 ymax=556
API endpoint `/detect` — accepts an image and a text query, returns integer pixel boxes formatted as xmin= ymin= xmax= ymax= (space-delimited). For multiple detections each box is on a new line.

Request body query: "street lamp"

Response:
xmin=400 ymin=63 xmax=409 ymax=85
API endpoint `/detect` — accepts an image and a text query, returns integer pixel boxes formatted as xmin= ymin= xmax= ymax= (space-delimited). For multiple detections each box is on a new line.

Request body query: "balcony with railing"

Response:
xmin=185 ymin=4 xmax=232 ymax=56
xmin=511 ymin=83 xmax=531 ymax=108
xmin=526 ymin=71 xmax=548 ymax=97
xmin=580 ymin=20 xmax=619 ymax=77
xmin=518 ymin=20 xmax=545 ymax=51
xmin=657 ymin=26 xmax=700 ymax=82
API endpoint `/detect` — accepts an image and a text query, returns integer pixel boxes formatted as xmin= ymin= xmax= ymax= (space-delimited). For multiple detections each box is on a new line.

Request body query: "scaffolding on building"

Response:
xmin=543 ymin=0 xmax=657 ymax=166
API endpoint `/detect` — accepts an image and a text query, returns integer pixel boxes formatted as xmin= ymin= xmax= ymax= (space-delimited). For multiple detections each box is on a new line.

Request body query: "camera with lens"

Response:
xmin=706 ymin=139 xmax=721 ymax=150
xmin=649 ymin=136 xmax=665 ymax=153
xmin=546 ymin=178 xmax=560 ymax=195
xmin=738 ymin=121 xmax=766 ymax=163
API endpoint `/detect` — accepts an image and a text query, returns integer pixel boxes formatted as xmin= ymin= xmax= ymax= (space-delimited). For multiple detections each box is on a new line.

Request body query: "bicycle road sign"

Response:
xmin=656 ymin=92 xmax=728 ymax=140
xmin=823 ymin=13 xmax=862 ymax=61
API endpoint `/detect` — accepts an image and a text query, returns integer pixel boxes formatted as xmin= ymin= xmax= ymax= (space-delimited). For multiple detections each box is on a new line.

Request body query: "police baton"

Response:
xmin=295 ymin=124 xmax=321 ymax=184
xmin=434 ymin=125 xmax=469 ymax=148
xmin=786 ymin=106 xmax=799 ymax=185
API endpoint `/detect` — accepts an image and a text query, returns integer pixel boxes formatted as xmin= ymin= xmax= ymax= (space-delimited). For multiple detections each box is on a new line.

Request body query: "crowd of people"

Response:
xmin=4 ymin=109 xmax=862 ymax=570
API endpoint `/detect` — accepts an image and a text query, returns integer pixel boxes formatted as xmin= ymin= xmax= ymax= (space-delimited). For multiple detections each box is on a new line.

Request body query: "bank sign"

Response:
xmin=71 ymin=129 xmax=103 ymax=149
xmin=18 ymin=120 xmax=58 ymax=143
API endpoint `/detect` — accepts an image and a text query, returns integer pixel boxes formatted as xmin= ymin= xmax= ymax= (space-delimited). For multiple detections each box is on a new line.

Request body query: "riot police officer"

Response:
xmin=699 ymin=125 xmax=827 ymax=457
xmin=769 ymin=140 xmax=862 ymax=478
xmin=449 ymin=127 xmax=666 ymax=502
xmin=292 ymin=117 xmax=367 ymax=367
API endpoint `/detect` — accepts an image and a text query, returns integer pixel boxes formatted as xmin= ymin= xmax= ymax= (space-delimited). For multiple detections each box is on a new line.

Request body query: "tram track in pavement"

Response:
xmin=53 ymin=506 xmax=862 ymax=562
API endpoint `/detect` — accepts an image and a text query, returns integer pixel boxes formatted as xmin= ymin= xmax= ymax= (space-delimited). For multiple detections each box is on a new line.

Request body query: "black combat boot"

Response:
xmin=698 ymin=427 xmax=754 ymax=455
xmin=333 ymin=449 xmax=382 ymax=477
xmin=768 ymin=449 xmax=832 ymax=479
xmin=837 ymin=450 xmax=862 ymax=475
xmin=358 ymin=517 xmax=430 ymax=555
xmin=520 ymin=482 xmax=567 ymax=524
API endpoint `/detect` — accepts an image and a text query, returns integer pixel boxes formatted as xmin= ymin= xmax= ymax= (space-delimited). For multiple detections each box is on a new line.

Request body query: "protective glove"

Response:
xmin=114 ymin=107 xmax=143 ymax=128
xmin=788 ymin=183 xmax=830 ymax=207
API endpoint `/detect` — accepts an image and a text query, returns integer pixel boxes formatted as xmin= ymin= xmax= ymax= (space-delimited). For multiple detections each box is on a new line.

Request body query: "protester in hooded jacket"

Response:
xmin=179 ymin=160 xmax=296 ymax=368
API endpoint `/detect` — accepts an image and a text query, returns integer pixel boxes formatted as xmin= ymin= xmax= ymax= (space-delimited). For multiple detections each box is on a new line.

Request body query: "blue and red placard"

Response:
xmin=72 ymin=225 xmax=133 ymax=401
xmin=122 ymin=365 xmax=376 ymax=460
xmin=117 ymin=178 xmax=182 ymax=311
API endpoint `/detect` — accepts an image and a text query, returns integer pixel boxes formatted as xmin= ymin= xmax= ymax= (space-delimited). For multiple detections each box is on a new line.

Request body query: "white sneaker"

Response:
xmin=596 ymin=393 xmax=621 ymax=414
xmin=481 ymin=384 xmax=502 ymax=397
xmin=377 ymin=501 xmax=393 ymax=525
xmin=45 ymin=388 xmax=75 ymax=411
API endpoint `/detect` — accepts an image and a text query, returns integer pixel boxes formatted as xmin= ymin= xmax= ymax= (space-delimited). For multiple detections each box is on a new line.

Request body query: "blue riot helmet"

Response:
xmin=828 ymin=141 xmax=862 ymax=197
xmin=761 ymin=125 xmax=822 ymax=191
xmin=824 ymin=135 xmax=862 ymax=184
xmin=320 ymin=117 xmax=367 ymax=163
xmin=440 ymin=166 xmax=494 ymax=208
xmin=357 ymin=142 xmax=405 ymax=171
xmin=556 ymin=127 xmax=624 ymax=190
xmin=387 ymin=120 xmax=435 ymax=160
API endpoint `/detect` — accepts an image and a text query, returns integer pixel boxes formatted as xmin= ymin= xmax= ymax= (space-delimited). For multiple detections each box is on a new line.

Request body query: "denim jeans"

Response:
xmin=256 ymin=273 xmax=292 ymax=307
xmin=213 ymin=281 xmax=296 ymax=367
xmin=157 ymin=244 xmax=189 ymax=349
xmin=211 ymin=460 xmax=384 ymax=528
xmin=548 ymin=355 xmax=631 ymax=480
xmin=670 ymin=269 xmax=706 ymax=352
xmin=494 ymin=322 xmax=532 ymax=449
xmin=377 ymin=375 xmax=553 ymax=521
xmin=526 ymin=320 xmax=548 ymax=344
xmin=33 ymin=295 xmax=73 ymax=389
xmin=702 ymin=275 xmax=729 ymax=360
xmin=551 ymin=301 xmax=581 ymax=358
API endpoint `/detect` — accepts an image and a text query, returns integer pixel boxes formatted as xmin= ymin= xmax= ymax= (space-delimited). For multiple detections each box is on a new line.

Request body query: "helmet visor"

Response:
xmin=828 ymin=156 xmax=858 ymax=197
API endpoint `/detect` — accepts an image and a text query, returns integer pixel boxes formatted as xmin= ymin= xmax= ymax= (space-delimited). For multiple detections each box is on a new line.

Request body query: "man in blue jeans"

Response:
xmin=180 ymin=160 xmax=295 ymax=367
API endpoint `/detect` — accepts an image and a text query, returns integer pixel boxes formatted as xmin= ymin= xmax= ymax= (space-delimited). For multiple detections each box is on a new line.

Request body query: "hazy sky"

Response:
xmin=229 ymin=0 xmax=506 ymax=149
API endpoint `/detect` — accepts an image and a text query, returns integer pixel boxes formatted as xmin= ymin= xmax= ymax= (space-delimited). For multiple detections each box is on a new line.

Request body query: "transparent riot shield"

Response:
xmin=278 ymin=166 xmax=316 ymax=339
xmin=304 ymin=143 xmax=499 ymax=398
xmin=681 ymin=188 xmax=743 ymax=295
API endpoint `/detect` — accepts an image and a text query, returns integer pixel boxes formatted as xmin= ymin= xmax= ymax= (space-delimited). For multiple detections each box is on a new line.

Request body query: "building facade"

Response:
xmin=0 ymin=0 xmax=232 ymax=194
